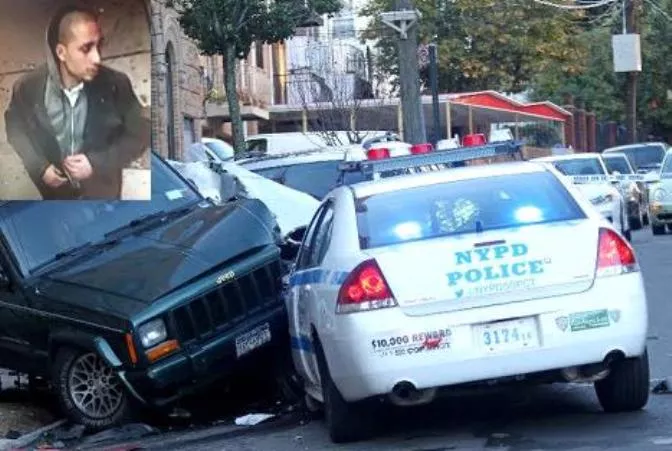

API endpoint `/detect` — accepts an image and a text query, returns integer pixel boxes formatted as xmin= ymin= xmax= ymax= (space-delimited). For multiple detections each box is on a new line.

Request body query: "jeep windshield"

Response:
xmin=1 ymin=153 xmax=202 ymax=276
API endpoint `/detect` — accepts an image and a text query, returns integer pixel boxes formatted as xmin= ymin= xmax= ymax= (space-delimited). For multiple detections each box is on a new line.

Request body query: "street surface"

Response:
xmin=93 ymin=227 xmax=672 ymax=451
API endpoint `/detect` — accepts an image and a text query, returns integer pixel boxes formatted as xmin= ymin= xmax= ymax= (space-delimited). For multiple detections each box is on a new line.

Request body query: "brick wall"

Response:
xmin=150 ymin=0 xmax=203 ymax=161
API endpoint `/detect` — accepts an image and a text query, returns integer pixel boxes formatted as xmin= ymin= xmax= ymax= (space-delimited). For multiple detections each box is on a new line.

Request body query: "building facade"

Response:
xmin=150 ymin=0 xmax=204 ymax=161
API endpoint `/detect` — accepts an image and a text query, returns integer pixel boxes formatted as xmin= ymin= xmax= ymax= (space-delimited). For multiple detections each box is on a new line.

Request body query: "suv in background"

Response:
xmin=0 ymin=152 xmax=288 ymax=429
xmin=237 ymin=147 xmax=375 ymax=200
xmin=603 ymin=142 xmax=669 ymax=174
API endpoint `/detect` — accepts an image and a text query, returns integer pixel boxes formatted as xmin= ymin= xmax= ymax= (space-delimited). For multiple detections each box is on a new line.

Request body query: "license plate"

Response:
xmin=475 ymin=317 xmax=539 ymax=354
xmin=235 ymin=323 xmax=272 ymax=358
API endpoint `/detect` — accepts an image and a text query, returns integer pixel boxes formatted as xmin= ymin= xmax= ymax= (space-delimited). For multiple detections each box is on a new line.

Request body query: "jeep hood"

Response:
xmin=39 ymin=200 xmax=277 ymax=306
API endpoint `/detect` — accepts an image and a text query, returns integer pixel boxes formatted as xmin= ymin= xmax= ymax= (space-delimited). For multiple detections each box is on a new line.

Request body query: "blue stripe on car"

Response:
xmin=288 ymin=269 xmax=349 ymax=288
xmin=290 ymin=334 xmax=313 ymax=353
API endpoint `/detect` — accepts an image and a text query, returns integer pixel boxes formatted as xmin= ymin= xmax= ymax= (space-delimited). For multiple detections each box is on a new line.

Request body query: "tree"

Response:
xmin=361 ymin=0 xmax=587 ymax=94
xmin=173 ymin=0 xmax=342 ymax=153
xmin=529 ymin=0 xmax=672 ymax=141
xmin=289 ymin=41 xmax=396 ymax=145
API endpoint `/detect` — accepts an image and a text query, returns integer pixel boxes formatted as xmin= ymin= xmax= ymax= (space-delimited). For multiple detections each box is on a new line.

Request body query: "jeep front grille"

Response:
xmin=170 ymin=259 xmax=283 ymax=342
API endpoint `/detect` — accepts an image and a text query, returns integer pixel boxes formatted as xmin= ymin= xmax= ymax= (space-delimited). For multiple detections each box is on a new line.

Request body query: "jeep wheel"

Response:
xmin=314 ymin=339 xmax=373 ymax=443
xmin=595 ymin=349 xmax=650 ymax=413
xmin=53 ymin=348 xmax=130 ymax=430
xmin=652 ymin=224 xmax=666 ymax=235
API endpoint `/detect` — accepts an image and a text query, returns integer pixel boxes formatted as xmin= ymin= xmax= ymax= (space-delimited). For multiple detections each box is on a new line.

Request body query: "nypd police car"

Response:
xmin=285 ymin=147 xmax=649 ymax=443
xmin=533 ymin=154 xmax=632 ymax=241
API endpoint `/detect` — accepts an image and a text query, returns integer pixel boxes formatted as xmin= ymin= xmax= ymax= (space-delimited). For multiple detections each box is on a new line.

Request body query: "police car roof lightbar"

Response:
xmin=339 ymin=140 xmax=524 ymax=180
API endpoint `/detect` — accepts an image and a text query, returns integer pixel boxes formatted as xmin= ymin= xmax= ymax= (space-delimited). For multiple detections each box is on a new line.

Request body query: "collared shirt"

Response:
xmin=62 ymin=82 xmax=84 ymax=107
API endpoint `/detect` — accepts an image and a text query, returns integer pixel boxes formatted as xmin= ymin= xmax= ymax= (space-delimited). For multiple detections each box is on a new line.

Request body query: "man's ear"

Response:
xmin=55 ymin=43 xmax=67 ymax=62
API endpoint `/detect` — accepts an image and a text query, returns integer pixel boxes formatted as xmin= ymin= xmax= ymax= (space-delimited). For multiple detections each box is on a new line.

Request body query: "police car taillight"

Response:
xmin=596 ymin=228 xmax=638 ymax=277
xmin=336 ymin=259 xmax=397 ymax=314
xmin=367 ymin=148 xmax=391 ymax=160
xmin=410 ymin=143 xmax=433 ymax=154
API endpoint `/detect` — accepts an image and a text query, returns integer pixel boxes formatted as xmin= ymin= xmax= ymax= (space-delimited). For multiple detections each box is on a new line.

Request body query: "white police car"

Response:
xmin=533 ymin=154 xmax=632 ymax=241
xmin=286 ymin=149 xmax=649 ymax=443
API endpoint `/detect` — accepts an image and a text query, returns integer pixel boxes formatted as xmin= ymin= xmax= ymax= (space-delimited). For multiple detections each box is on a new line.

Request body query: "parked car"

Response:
xmin=286 ymin=151 xmax=649 ymax=443
xmin=245 ymin=131 xmax=406 ymax=156
xmin=533 ymin=154 xmax=632 ymax=241
xmin=0 ymin=152 xmax=289 ymax=430
xmin=603 ymin=142 xmax=669 ymax=174
xmin=201 ymin=137 xmax=235 ymax=162
xmin=601 ymin=152 xmax=649 ymax=229
xmin=648 ymin=148 xmax=672 ymax=235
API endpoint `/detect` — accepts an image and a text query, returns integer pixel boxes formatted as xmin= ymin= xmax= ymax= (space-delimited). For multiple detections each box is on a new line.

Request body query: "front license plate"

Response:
xmin=235 ymin=323 xmax=272 ymax=358
xmin=475 ymin=317 xmax=539 ymax=354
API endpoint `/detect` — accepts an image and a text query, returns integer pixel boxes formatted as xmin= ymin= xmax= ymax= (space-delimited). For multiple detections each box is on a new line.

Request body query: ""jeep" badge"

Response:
xmin=216 ymin=271 xmax=235 ymax=285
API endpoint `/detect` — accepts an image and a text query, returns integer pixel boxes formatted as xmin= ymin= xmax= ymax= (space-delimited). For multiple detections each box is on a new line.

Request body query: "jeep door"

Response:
xmin=0 ymin=248 xmax=47 ymax=374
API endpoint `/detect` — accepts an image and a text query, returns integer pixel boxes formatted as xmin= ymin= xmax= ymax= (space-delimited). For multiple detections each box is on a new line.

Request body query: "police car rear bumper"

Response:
xmin=324 ymin=272 xmax=647 ymax=402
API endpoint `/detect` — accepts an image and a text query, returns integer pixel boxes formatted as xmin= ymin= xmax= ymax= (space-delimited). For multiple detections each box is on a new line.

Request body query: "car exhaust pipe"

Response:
xmin=561 ymin=364 xmax=610 ymax=383
xmin=389 ymin=381 xmax=437 ymax=407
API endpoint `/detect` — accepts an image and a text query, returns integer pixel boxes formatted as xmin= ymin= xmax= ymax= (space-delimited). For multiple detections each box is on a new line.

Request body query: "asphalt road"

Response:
xmin=94 ymin=227 xmax=672 ymax=451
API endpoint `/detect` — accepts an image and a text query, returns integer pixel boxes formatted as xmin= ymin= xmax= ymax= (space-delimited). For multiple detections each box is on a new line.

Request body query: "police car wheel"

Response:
xmin=314 ymin=338 xmax=373 ymax=443
xmin=595 ymin=349 xmax=649 ymax=413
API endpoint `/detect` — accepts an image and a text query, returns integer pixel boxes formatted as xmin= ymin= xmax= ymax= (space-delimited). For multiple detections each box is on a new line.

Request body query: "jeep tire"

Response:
xmin=595 ymin=349 xmax=650 ymax=413
xmin=53 ymin=347 xmax=130 ymax=430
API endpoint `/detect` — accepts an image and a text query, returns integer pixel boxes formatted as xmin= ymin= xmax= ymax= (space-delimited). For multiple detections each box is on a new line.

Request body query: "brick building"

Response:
xmin=150 ymin=0 xmax=204 ymax=161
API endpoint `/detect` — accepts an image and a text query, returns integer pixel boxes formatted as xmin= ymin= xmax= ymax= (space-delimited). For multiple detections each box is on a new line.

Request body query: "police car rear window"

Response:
xmin=355 ymin=171 xmax=586 ymax=249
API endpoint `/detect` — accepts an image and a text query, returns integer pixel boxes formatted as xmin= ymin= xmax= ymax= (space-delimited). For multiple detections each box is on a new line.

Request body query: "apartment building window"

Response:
xmin=332 ymin=16 xmax=355 ymax=39
xmin=255 ymin=42 xmax=264 ymax=69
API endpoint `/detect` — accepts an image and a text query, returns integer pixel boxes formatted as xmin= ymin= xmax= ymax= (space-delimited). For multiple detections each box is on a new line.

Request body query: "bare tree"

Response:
xmin=289 ymin=39 xmax=397 ymax=146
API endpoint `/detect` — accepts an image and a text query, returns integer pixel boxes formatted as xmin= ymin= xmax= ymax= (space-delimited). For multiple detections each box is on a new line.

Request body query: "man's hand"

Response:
xmin=42 ymin=164 xmax=68 ymax=188
xmin=63 ymin=154 xmax=93 ymax=182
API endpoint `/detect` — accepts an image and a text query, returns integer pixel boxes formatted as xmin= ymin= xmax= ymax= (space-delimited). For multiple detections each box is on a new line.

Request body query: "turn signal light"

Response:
xmin=146 ymin=339 xmax=180 ymax=363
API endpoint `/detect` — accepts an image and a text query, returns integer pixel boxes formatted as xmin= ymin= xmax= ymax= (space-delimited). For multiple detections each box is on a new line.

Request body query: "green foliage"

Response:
xmin=529 ymin=27 xmax=625 ymax=120
xmin=175 ymin=0 xmax=342 ymax=58
xmin=361 ymin=0 xmax=587 ymax=93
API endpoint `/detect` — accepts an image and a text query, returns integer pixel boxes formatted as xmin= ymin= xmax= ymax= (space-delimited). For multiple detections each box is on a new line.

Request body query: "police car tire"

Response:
xmin=314 ymin=339 xmax=372 ymax=443
xmin=594 ymin=349 xmax=649 ymax=413
xmin=652 ymin=225 xmax=666 ymax=235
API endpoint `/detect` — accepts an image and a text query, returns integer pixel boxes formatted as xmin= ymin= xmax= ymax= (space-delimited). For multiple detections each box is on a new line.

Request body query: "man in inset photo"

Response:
xmin=4 ymin=4 xmax=150 ymax=200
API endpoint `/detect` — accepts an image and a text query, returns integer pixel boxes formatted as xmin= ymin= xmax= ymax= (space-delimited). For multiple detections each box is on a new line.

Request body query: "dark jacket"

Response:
xmin=4 ymin=63 xmax=150 ymax=200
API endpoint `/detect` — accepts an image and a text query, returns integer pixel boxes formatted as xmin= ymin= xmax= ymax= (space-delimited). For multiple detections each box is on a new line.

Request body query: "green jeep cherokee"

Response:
xmin=0 ymin=152 xmax=288 ymax=429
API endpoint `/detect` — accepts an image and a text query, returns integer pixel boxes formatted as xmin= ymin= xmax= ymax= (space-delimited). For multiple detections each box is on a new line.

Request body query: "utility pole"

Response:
xmin=381 ymin=1 xmax=426 ymax=144
xmin=625 ymin=0 xmax=641 ymax=143
xmin=428 ymin=43 xmax=441 ymax=146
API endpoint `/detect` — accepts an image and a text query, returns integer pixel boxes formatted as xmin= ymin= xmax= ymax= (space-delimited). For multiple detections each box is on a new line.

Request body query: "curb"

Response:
xmin=0 ymin=419 xmax=67 ymax=451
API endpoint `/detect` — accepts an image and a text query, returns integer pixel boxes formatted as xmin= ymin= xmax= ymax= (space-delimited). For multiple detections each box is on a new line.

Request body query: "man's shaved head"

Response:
xmin=49 ymin=5 xmax=103 ymax=87
xmin=58 ymin=9 xmax=99 ymax=46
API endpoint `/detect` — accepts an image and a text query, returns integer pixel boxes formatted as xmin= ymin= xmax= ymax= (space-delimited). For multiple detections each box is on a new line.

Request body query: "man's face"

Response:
xmin=56 ymin=19 xmax=103 ymax=83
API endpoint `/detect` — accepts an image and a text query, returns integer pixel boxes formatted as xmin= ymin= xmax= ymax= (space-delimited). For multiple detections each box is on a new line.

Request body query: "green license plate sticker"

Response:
xmin=569 ymin=309 xmax=610 ymax=332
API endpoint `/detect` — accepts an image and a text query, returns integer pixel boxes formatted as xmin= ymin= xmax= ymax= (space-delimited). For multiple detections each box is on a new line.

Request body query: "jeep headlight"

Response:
xmin=138 ymin=319 xmax=167 ymax=348
xmin=653 ymin=189 xmax=667 ymax=202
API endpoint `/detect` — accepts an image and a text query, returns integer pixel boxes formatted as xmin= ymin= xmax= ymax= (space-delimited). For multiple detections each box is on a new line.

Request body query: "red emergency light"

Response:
xmin=410 ymin=143 xmax=433 ymax=154
xmin=366 ymin=148 xmax=391 ymax=160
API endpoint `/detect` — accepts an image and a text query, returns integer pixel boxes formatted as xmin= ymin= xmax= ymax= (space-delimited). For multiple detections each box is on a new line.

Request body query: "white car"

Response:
xmin=286 ymin=156 xmax=649 ymax=443
xmin=533 ymin=154 xmax=631 ymax=241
